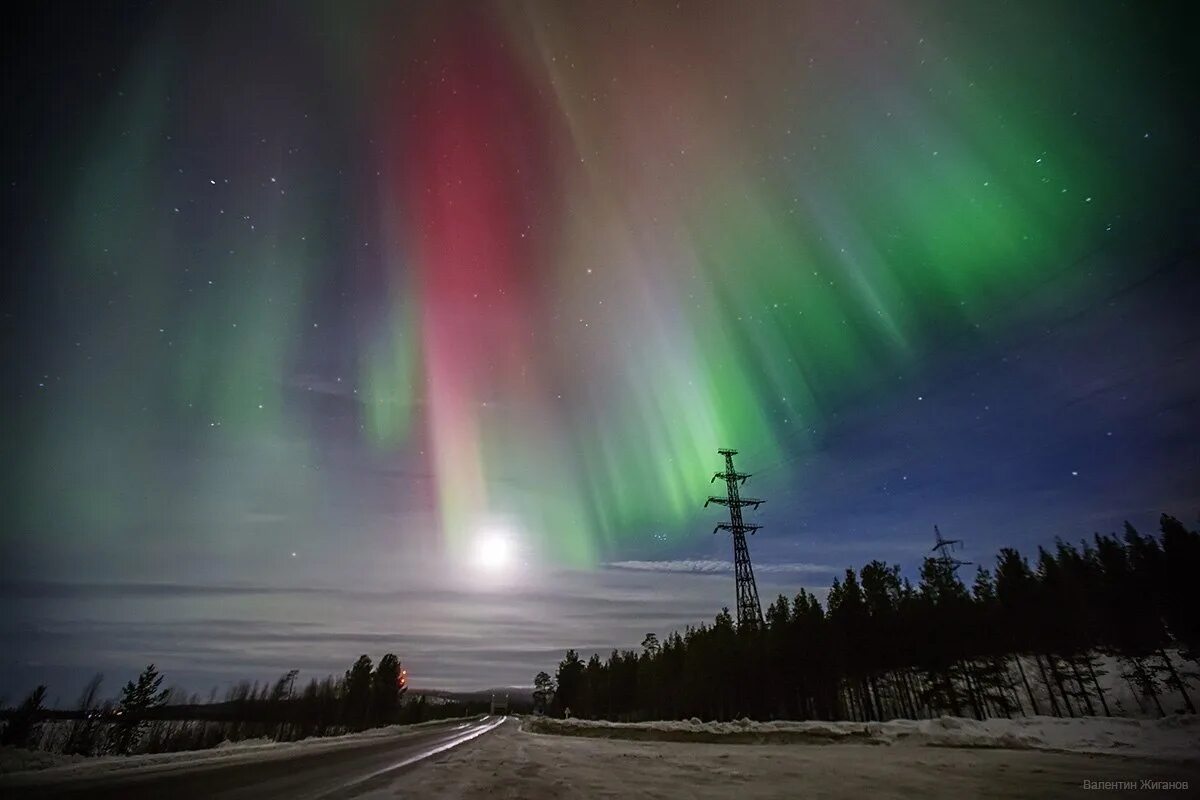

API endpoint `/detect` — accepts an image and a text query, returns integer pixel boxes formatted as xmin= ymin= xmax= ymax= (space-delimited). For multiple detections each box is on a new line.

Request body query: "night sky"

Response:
xmin=2 ymin=1 xmax=1197 ymax=701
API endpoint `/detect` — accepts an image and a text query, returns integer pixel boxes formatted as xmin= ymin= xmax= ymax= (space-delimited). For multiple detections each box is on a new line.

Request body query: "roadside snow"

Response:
xmin=0 ymin=747 xmax=86 ymax=774
xmin=524 ymin=714 xmax=1200 ymax=761
xmin=361 ymin=720 xmax=1200 ymax=800
xmin=0 ymin=715 xmax=486 ymax=776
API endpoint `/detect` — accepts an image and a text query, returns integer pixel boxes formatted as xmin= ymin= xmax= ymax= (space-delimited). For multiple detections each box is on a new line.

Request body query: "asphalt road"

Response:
xmin=2 ymin=716 xmax=508 ymax=800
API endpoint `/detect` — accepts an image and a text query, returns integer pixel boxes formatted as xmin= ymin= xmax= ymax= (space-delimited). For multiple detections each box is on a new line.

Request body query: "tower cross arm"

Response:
xmin=705 ymin=496 xmax=763 ymax=510
xmin=714 ymin=523 xmax=762 ymax=535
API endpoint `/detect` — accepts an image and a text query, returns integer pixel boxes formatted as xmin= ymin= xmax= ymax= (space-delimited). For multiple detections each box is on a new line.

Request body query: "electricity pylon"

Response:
xmin=705 ymin=449 xmax=764 ymax=628
xmin=932 ymin=524 xmax=972 ymax=573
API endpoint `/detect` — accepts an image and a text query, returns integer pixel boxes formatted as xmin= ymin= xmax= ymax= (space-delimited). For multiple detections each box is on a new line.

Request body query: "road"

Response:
xmin=2 ymin=716 xmax=508 ymax=800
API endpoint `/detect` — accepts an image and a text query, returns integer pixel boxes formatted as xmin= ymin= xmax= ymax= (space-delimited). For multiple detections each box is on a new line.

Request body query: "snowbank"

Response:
xmin=368 ymin=718 xmax=1200 ymax=800
xmin=0 ymin=747 xmax=86 ymax=775
xmin=0 ymin=715 xmax=486 ymax=776
xmin=524 ymin=714 xmax=1200 ymax=761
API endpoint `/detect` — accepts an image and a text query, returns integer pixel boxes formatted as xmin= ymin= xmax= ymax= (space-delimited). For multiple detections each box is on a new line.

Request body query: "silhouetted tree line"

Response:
xmin=542 ymin=514 xmax=1199 ymax=723
xmin=1 ymin=652 xmax=484 ymax=757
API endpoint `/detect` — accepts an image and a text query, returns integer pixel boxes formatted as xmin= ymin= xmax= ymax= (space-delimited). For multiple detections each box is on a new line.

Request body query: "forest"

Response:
xmin=537 ymin=514 xmax=1199 ymax=723
xmin=1 ymin=653 xmax=484 ymax=757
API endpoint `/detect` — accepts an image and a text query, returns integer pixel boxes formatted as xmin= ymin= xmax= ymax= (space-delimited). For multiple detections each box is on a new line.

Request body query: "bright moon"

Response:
xmin=474 ymin=530 xmax=514 ymax=573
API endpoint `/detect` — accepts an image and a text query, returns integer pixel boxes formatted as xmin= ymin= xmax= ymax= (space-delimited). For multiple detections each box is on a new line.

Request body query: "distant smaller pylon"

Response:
xmin=931 ymin=525 xmax=972 ymax=573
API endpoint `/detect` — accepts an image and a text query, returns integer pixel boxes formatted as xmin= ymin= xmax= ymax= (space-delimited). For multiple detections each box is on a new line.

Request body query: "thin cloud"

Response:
xmin=0 ymin=581 xmax=349 ymax=600
xmin=605 ymin=559 xmax=835 ymax=575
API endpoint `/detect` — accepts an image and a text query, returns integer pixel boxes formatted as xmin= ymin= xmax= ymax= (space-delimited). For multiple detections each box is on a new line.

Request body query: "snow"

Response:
xmin=6 ymin=716 xmax=1198 ymax=798
xmin=524 ymin=713 xmax=1200 ymax=761
xmin=0 ymin=715 xmax=485 ymax=776
xmin=0 ymin=747 xmax=85 ymax=774
xmin=361 ymin=718 xmax=1200 ymax=800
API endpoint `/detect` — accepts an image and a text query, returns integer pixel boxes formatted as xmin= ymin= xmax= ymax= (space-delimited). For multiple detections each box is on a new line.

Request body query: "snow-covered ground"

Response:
xmin=0 ymin=715 xmax=485 ymax=776
xmin=5 ymin=715 xmax=1197 ymax=798
xmin=524 ymin=713 xmax=1200 ymax=761
xmin=364 ymin=717 xmax=1200 ymax=800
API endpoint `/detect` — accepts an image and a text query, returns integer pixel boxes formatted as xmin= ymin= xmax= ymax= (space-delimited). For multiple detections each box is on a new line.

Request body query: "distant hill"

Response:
xmin=409 ymin=686 xmax=534 ymax=707
xmin=17 ymin=686 xmax=537 ymax=722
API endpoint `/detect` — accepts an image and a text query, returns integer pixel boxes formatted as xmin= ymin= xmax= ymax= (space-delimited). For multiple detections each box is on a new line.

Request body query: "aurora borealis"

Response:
xmin=3 ymin=1 xmax=1197 ymax=695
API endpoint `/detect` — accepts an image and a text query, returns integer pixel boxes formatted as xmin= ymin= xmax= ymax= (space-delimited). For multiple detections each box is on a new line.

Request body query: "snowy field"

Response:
xmin=0 ymin=715 xmax=485 ymax=776
xmin=365 ymin=717 xmax=1200 ymax=800
xmin=3 ymin=714 xmax=1197 ymax=798
xmin=524 ymin=714 xmax=1200 ymax=761
xmin=4 ymin=714 xmax=1195 ymax=796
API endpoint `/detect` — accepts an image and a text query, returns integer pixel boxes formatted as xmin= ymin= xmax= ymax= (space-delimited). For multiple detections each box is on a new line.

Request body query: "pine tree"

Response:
xmin=969 ymin=567 xmax=1021 ymax=718
xmin=555 ymin=650 xmax=585 ymax=718
xmin=540 ymin=512 xmax=1197 ymax=725
xmin=1 ymin=685 xmax=47 ymax=748
xmin=63 ymin=674 xmax=104 ymax=755
xmin=344 ymin=655 xmax=374 ymax=730
xmin=532 ymin=671 xmax=556 ymax=715
xmin=372 ymin=654 xmax=405 ymax=724
xmin=915 ymin=557 xmax=971 ymax=717
xmin=109 ymin=665 xmax=169 ymax=754
xmin=859 ymin=561 xmax=904 ymax=719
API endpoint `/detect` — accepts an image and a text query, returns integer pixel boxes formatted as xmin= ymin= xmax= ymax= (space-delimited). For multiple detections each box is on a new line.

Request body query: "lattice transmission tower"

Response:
xmin=705 ymin=448 xmax=765 ymax=628
xmin=932 ymin=524 xmax=972 ymax=573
